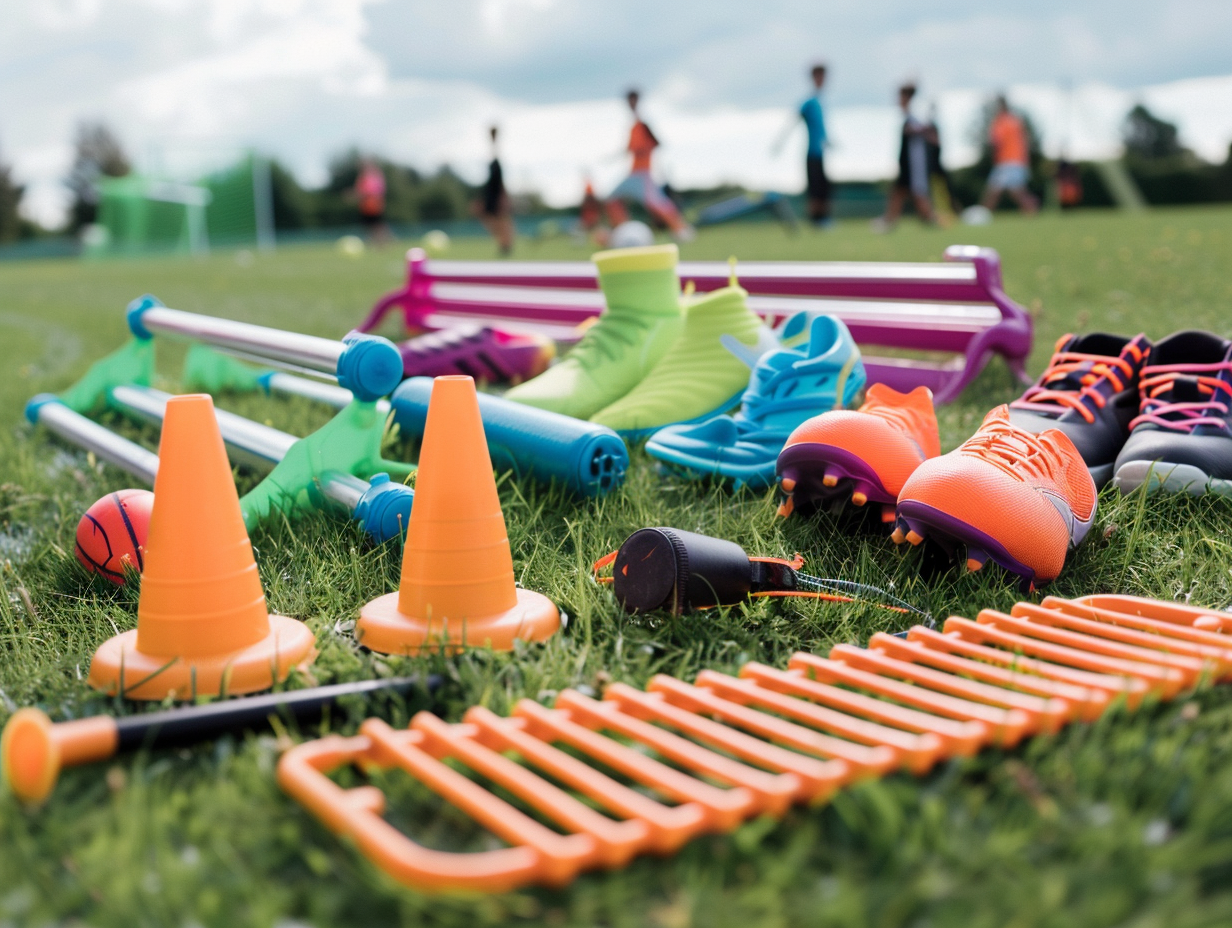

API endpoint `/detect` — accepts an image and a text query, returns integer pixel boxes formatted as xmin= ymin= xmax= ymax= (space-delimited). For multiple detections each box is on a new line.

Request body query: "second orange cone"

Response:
xmin=357 ymin=376 xmax=559 ymax=653
xmin=88 ymin=394 xmax=317 ymax=700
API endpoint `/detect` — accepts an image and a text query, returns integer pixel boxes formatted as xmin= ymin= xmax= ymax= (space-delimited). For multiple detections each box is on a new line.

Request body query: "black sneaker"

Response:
xmin=1113 ymin=330 xmax=1232 ymax=496
xmin=1009 ymin=332 xmax=1151 ymax=487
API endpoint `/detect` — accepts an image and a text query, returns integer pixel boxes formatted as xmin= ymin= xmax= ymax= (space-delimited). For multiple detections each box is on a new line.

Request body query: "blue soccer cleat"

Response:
xmin=645 ymin=313 xmax=865 ymax=489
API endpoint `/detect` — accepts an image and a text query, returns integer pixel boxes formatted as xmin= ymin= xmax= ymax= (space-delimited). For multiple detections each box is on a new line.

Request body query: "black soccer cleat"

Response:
xmin=1009 ymin=332 xmax=1151 ymax=487
xmin=1113 ymin=330 xmax=1232 ymax=497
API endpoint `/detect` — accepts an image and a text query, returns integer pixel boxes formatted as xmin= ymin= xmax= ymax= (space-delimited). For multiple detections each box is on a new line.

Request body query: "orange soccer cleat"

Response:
xmin=892 ymin=405 xmax=1097 ymax=589
xmin=775 ymin=383 xmax=940 ymax=522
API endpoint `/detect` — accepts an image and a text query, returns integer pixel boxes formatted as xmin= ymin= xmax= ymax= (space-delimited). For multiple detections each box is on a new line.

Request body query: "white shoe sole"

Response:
xmin=1113 ymin=460 xmax=1232 ymax=497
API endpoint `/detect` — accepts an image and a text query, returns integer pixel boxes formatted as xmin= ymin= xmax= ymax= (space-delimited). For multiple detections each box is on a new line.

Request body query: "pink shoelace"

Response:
xmin=1130 ymin=362 xmax=1232 ymax=433
xmin=1011 ymin=341 xmax=1143 ymax=425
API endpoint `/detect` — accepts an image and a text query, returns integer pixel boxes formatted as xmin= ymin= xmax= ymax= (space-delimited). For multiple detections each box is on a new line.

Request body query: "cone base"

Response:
xmin=356 ymin=588 xmax=560 ymax=655
xmin=87 ymin=614 xmax=317 ymax=701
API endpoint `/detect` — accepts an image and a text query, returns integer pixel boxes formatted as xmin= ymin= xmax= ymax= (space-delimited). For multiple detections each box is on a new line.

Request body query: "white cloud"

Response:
xmin=2 ymin=0 xmax=1231 ymax=227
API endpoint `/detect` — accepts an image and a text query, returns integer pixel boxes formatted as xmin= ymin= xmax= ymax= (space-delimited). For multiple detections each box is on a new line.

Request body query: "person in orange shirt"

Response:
xmin=981 ymin=95 xmax=1039 ymax=214
xmin=606 ymin=89 xmax=694 ymax=241
xmin=578 ymin=178 xmax=603 ymax=236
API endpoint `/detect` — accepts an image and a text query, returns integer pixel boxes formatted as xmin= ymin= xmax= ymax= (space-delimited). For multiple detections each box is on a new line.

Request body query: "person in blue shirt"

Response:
xmin=774 ymin=64 xmax=831 ymax=226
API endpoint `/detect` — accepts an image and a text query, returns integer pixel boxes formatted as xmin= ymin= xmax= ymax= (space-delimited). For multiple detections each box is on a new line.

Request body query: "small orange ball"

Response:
xmin=74 ymin=489 xmax=154 ymax=585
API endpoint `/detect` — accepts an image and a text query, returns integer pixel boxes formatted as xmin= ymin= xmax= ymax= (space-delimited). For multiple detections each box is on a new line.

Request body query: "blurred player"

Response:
xmin=606 ymin=89 xmax=694 ymax=241
xmin=474 ymin=126 xmax=514 ymax=255
xmin=873 ymin=83 xmax=935 ymax=231
xmin=771 ymin=63 xmax=832 ymax=226
xmin=981 ymin=95 xmax=1039 ymax=214
xmin=354 ymin=158 xmax=390 ymax=245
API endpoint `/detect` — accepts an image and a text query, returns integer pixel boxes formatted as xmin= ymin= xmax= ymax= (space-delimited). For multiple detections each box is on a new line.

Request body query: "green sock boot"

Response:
xmin=590 ymin=283 xmax=778 ymax=438
xmin=504 ymin=245 xmax=684 ymax=419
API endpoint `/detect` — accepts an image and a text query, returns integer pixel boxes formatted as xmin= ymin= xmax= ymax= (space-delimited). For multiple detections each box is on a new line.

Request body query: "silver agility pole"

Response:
xmin=126 ymin=296 xmax=403 ymax=402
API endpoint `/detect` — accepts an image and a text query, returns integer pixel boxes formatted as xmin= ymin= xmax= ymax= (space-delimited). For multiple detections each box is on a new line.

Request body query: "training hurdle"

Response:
xmin=279 ymin=592 xmax=1230 ymax=894
xmin=26 ymin=390 xmax=413 ymax=544
xmin=28 ymin=299 xmax=414 ymax=540
xmin=358 ymin=245 xmax=1033 ymax=404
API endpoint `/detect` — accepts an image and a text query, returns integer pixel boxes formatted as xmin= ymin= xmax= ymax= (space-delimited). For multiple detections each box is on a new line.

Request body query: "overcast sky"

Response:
xmin=4 ymin=0 xmax=1232 ymax=225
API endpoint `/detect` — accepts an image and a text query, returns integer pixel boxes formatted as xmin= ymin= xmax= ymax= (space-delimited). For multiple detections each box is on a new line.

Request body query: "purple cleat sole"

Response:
xmin=777 ymin=443 xmax=897 ymax=520
xmin=891 ymin=499 xmax=1040 ymax=591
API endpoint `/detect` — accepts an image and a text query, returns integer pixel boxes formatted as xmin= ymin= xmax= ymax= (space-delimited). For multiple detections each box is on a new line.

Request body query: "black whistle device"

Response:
xmin=611 ymin=528 xmax=799 ymax=615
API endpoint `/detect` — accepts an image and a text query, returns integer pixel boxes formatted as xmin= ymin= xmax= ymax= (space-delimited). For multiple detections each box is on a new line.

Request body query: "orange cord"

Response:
xmin=592 ymin=551 xmax=617 ymax=584
xmin=749 ymin=554 xmax=806 ymax=570
xmin=594 ymin=548 xmax=909 ymax=613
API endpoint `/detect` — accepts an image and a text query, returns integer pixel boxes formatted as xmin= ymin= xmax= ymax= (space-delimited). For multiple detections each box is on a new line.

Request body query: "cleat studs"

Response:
xmin=965 ymin=548 xmax=989 ymax=572
xmin=906 ymin=530 xmax=925 ymax=546
xmin=780 ymin=477 xmax=797 ymax=493
xmin=890 ymin=526 xmax=906 ymax=544
xmin=822 ymin=470 xmax=839 ymax=488
xmin=966 ymin=557 xmax=985 ymax=572
xmin=777 ymin=497 xmax=795 ymax=518
xmin=851 ymin=481 xmax=874 ymax=507
xmin=880 ymin=505 xmax=897 ymax=523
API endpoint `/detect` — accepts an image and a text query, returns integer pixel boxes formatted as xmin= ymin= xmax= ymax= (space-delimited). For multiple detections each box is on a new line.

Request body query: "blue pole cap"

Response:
xmin=336 ymin=332 xmax=404 ymax=402
xmin=354 ymin=474 xmax=414 ymax=544
xmin=570 ymin=431 xmax=629 ymax=497
xmin=125 ymin=294 xmax=164 ymax=340
xmin=25 ymin=394 xmax=61 ymax=426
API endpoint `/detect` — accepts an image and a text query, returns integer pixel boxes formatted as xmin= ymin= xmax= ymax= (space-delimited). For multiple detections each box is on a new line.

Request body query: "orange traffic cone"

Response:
xmin=88 ymin=394 xmax=317 ymax=700
xmin=357 ymin=375 xmax=559 ymax=653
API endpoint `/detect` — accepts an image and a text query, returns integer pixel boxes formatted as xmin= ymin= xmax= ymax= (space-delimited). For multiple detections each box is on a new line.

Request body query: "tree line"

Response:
xmin=0 ymin=125 xmax=523 ymax=243
xmin=1 ymin=104 xmax=1231 ymax=244
xmin=946 ymin=102 xmax=1232 ymax=210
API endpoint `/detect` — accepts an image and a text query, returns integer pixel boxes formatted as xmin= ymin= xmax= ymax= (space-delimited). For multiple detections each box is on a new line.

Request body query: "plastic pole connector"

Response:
xmin=390 ymin=377 xmax=628 ymax=498
xmin=181 ymin=345 xmax=270 ymax=394
xmin=238 ymin=400 xmax=414 ymax=532
xmin=55 ymin=338 xmax=156 ymax=415
xmin=125 ymin=294 xmax=164 ymax=340
xmin=24 ymin=393 xmax=57 ymax=426
xmin=336 ymin=333 xmax=404 ymax=402
xmin=353 ymin=474 xmax=414 ymax=544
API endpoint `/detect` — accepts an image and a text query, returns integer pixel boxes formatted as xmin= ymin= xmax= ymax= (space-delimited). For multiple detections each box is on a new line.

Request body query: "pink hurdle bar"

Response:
xmin=358 ymin=245 xmax=1033 ymax=404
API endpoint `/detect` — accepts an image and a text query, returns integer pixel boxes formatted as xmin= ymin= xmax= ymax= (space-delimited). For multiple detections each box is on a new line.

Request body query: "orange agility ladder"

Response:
xmin=278 ymin=593 xmax=1232 ymax=894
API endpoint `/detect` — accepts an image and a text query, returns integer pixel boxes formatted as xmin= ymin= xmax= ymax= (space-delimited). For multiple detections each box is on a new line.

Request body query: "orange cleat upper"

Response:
xmin=780 ymin=383 xmax=940 ymax=498
xmin=896 ymin=405 xmax=1097 ymax=584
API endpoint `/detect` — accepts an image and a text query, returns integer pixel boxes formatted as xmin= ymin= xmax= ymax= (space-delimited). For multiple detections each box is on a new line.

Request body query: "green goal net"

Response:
xmin=90 ymin=154 xmax=273 ymax=256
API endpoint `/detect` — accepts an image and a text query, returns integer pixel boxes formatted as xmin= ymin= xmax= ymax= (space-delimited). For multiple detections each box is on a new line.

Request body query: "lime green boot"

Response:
xmin=504 ymin=245 xmax=683 ymax=419
xmin=590 ymin=283 xmax=778 ymax=438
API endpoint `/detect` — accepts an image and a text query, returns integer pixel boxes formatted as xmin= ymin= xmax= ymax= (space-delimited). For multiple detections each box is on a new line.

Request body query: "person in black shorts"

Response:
xmin=772 ymin=64 xmax=832 ymax=226
xmin=873 ymin=83 xmax=936 ymax=231
xmin=924 ymin=104 xmax=960 ymax=218
xmin=473 ymin=126 xmax=514 ymax=255
xmin=806 ymin=150 xmax=831 ymax=223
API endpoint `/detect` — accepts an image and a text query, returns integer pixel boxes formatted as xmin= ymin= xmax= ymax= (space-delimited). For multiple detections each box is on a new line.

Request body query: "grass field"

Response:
xmin=3 ymin=206 xmax=1232 ymax=927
